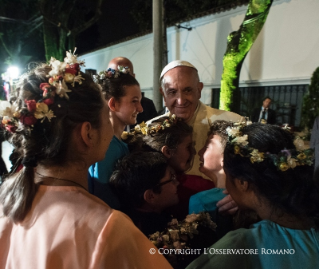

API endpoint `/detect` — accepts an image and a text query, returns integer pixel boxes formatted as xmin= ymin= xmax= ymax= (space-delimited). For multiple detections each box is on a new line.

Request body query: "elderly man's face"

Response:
xmin=160 ymin=66 xmax=203 ymax=122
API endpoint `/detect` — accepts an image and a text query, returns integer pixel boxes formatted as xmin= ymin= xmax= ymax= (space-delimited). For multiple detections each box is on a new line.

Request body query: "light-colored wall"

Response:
xmin=81 ymin=0 xmax=319 ymax=104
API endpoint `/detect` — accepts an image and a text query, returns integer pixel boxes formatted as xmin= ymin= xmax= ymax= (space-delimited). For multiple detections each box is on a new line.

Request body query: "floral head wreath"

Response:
xmin=0 ymin=48 xmax=85 ymax=133
xmin=121 ymin=114 xmax=178 ymax=140
xmin=93 ymin=65 xmax=130 ymax=84
xmin=226 ymin=122 xmax=314 ymax=171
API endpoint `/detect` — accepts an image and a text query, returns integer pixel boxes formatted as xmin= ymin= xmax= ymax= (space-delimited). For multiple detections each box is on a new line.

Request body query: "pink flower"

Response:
xmin=43 ymin=98 xmax=54 ymax=105
xmin=39 ymin=83 xmax=51 ymax=91
xmin=69 ymin=63 xmax=80 ymax=72
xmin=25 ymin=100 xmax=37 ymax=112
xmin=5 ymin=124 xmax=17 ymax=133
xmin=20 ymin=114 xmax=37 ymax=126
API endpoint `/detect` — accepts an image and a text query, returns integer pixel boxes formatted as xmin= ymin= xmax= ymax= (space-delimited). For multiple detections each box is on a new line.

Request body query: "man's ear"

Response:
xmin=161 ymin=145 xmax=172 ymax=158
xmin=80 ymin=122 xmax=95 ymax=147
xmin=108 ymin=97 xmax=117 ymax=112
xmin=198 ymin=82 xmax=203 ymax=98
xmin=144 ymin=189 xmax=156 ymax=204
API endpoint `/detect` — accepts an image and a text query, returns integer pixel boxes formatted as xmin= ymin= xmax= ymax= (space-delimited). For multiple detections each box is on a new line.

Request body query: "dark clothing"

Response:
xmin=251 ymin=107 xmax=276 ymax=124
xmin=157 ymin=106 xmax=167 ymax=116
xmin=124 ymin=208 xmax=172 ymax=237
xmin=136 ymin=97 xmax=157 ymax=124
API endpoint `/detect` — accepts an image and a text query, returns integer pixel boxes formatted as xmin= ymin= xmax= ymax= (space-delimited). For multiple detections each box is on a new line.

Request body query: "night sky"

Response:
xmin=77 ymin=0 xmax=140 ymax=55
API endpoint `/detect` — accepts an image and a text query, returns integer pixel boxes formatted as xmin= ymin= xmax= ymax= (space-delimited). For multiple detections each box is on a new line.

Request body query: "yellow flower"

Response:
xmin=250 ymin=149 xmax=264 ymax=163
xmin=297 ymin=153 xmax=306 ymax=160
xmin=279 ymin=162 xmax=289 ymax=171
xmin=141 ymin=127 xmax=148 ymax=135
xmin=234 ymin=145 xmax=241 ymax=154
xmin=34 ymin=103 xmax=56 ymax=122
xmin=63 ymin=73 xmax=75 ymax=83
xmin=13 ymin=111 xmax=21 ymax=118
xmin=121 ymin=131 xmax=129 ymax=140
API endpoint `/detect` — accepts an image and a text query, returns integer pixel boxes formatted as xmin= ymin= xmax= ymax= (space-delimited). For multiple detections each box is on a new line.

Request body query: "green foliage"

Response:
xmin=220 ymin=0 xmax=273 ymax=111
xmin=300 ymin=67 xmax=319 ymax=131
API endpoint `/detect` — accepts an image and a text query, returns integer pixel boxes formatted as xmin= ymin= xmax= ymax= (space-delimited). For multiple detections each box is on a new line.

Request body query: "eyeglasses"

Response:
xmin=155 ymin=173 xmax=178 ymax=187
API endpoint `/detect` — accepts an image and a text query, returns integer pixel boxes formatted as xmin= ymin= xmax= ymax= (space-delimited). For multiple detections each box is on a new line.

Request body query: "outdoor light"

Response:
xmin=7 ymin=66 xmax=20 ymax=80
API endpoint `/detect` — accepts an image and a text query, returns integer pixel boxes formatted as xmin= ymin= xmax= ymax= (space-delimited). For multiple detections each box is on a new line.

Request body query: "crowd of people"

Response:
xmin=0 ymin=52 xmax=318 ymax=269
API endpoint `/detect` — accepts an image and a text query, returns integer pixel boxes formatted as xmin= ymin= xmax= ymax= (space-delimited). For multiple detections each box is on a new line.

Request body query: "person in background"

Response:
xmin=251 ymin=96 xmax=276 ymax=124
xmin=108 ymin=57 xmax=158 ymax=124
xmin=187 ymin=124 xmax=318 ymax=269
xmin=148 ymin=60 xmax=242 ymax=214
xmin=110 ymin=151 xmax=179 ymax=237
xmin=89 ymin=68 xmax=143 ymax=209
xmin=0 ymin=53 xmax=171 ymax=269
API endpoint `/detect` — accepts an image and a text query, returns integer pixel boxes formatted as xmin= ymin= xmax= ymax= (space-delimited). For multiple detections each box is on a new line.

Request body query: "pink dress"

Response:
xmin=0 ymin=185 xmax=172 ymax=269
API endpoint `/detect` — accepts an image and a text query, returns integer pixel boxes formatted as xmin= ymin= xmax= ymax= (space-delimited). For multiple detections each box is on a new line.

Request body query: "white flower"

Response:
xmin=134 ymin=124 xmax=141 ymax=132
xmin=49 ymin=58 xmax=66 ymax=77
xmin=293 ymin=137 xmax=305 ymax=151
xmin=168 ymin=229 xmax=180 ymax=241
xmin=232 ymin=134 xmax=249 ymax=146
xmin=185 ymin=213 xmax=200 ymax=223
xmin=64 ymin=50 xmax=78 ymax=64
xmin=287 ymin=156 xmax=297 ymax=169
xmin=56 ymin=80 xmax=72 ymax=99
xmin=0 ymin=101 xmax=17 ymax=118
xmin=72 ymin=74 xmax=85 ymax=86
xmin=226 ymin=127 xmax=240 ymax=137
xmin=162 ymin=234 xmax=169 ymax=242
xmin=34 ymin=103 xmax=56 ymax=122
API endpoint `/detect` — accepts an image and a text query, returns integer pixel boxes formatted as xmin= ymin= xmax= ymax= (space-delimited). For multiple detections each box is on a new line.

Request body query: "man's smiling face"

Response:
xmin=160 ymin=66 xmax=203 ymax=122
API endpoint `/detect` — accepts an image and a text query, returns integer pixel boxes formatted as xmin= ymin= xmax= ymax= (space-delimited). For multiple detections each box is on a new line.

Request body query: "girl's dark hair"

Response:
xmin=0 ymin=64 xmax=105 ymax=222
xmin=208 ymin=120 xmax=233 ymax=149
xmin=100 ymin=73 xmax=139 ymax=100
xmin=140 ymin=117 xmax=193 ymax=152
xmin=223 ymin=123 xmax=319 ymax=226
xmin=110 ymin=151 xmax=168 ymax=208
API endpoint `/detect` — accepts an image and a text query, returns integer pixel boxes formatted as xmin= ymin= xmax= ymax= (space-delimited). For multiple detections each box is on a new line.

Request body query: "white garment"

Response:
xmin=148 ymin=101 xmax=243 ymax=178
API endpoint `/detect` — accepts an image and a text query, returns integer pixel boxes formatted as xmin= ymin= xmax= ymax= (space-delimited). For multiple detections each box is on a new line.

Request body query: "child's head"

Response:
xmin=223 ymin=123 xmax=319 ymax=225
xmin=198 ymin=120 xmax=232 ymax=179
xmin=0 ymin=53 xmax=113 ymax=222
xmin=142 ymin=116 xmax=194 ymax=173
xmin=97 ymin=69 xmax=143 ymax=126
xmin=110 ymin=151 xmax=179 ymax=213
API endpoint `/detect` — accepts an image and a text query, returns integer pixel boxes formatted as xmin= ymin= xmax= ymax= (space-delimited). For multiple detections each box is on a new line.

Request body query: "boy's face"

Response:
xmin=152 ymin=167 xmax=179 ymax=211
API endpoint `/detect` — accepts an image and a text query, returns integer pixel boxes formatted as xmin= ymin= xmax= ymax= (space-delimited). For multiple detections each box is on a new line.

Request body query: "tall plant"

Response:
xmin=219 ymin=0 xmax=273 ymax=112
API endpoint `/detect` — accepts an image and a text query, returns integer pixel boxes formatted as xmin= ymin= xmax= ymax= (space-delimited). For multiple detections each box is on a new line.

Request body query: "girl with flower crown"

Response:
xmin=88 ymin=69 xmax=143 ymax=209
xmin=0 ymin=56 xmax=171 ymax=268
xmin=125 ymin=115 xmax=212 ymax=220
xmin=187 ymin=123 xmax=319 ymax=269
